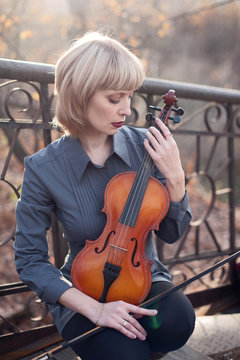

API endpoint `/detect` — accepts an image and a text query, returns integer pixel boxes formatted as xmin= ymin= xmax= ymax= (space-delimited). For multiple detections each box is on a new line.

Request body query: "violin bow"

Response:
xmin=32 ymin=249 xmax=240 ymax=360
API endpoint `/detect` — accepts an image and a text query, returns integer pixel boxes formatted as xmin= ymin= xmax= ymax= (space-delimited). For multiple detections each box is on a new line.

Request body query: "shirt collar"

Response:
xmin=64 ymin=127 xmax=131 ymax=181
xmin=65 ymin=135 xmax=90 ymax=181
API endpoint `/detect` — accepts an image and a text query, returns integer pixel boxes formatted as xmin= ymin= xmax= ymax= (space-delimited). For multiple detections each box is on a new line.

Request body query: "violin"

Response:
xmin=71 ymin=89 xmax=184 ymax=305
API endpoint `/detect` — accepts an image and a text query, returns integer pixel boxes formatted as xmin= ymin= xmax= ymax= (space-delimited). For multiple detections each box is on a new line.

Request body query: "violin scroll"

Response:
xmin=146 ymin=89 xmax=184 ymax=124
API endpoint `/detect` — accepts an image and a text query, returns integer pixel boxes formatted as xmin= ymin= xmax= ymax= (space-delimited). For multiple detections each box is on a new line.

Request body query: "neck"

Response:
xmin=76 ymin=130 xmax=112 ymax=166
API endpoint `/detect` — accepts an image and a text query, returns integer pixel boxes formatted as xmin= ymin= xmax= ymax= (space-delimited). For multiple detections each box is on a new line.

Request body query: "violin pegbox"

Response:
xmin=146 ymin=89 xmax=184 ymax=125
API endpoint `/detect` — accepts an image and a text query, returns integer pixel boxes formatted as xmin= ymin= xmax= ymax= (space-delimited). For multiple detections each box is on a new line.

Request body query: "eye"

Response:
xmin=109 ymin=98 xmax=120 ymax=104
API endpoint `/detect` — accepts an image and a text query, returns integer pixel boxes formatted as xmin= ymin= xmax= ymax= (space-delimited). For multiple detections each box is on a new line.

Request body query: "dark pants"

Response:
xmin=62 ymin=281 xmax=196 ymax=360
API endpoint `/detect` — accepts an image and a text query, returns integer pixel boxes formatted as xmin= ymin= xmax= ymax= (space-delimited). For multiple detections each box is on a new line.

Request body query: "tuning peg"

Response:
xmin=145 ymin=113 xmax=155 ymax=122
xmin=149 ymin=105 xmax=162 ymax=111
xmin=172 ymin=107 xmax=184 ymax=116
xmin=172 ymin=115 xmax=181 ymax=123
xmin=149 ymin=105 xmax=184 ymax=117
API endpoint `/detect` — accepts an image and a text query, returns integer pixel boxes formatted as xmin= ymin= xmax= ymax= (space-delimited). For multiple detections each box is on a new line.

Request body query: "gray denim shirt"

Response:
xmin=14 ymin=125 xmax=191 ymax=334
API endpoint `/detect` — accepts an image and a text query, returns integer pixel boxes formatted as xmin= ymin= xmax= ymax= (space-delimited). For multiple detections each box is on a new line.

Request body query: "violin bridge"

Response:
xmin=109 ymin=244 xmax=128 ymax=252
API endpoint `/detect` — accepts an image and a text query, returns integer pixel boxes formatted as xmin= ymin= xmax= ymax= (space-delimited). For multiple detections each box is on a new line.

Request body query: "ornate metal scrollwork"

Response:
xmin=24 ymin=293 xmax=49 ymax=322
xmin=158 ymin=99 xmax=237 ymax=287
xmin=204 ymin=103 xmax=227 ymax=133
xmin=169 ymin=256 xmax=230 ymax=292
xmin=233 ymin=105 xmax=240 ymax=133
xmin=186 ymin=171 xmax=216 ymax=227
xmin=1 ymin=80 xmax=43 ymax=123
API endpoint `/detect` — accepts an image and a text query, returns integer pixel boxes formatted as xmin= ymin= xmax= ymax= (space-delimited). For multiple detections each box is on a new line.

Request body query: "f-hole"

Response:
xmin=131 ymin=238 xmax=140 ymax=267
xmin=95 ymin=230 xmax=115 ymax=254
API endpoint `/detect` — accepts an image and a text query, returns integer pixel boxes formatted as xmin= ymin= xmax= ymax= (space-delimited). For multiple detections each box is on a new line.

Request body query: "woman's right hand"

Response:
xmin=59 ymin=287 xmax=157 ymax=341
xmin=94 ymin=300 xmax=157 ymax=341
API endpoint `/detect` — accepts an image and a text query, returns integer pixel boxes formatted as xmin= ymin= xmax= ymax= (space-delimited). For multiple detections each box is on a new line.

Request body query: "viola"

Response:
xmin=71 ymin=90 xmax=184 ymax=305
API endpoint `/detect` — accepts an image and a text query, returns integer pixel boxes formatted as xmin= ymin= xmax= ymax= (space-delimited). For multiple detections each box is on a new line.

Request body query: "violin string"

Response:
xmin=118 ymin=153 xmax=153 ymax=251
xmin=106 ymin=164 xmax=149 ymax=267
xmin=108 ymin=150 xmax=153 ymax=267
xmin=112 ymin=110 xmax=171 ymax=265
xmin=116 ymin=161 xmax=153 ymax=266
xmin=107 ymin=108 xmax=171 ymax=267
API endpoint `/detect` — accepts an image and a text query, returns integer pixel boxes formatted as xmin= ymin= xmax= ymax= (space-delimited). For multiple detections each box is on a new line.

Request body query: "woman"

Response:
xmin=15 ymin=31 xmax=195 ymax=360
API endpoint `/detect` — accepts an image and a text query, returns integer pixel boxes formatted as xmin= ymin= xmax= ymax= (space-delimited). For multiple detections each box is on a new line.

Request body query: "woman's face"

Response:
xmin=85 ymin=89 xmax=133 ymax=136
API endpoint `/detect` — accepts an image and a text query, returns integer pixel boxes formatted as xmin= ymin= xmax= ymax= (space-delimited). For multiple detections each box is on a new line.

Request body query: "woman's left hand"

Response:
xmin=144 ymin=118 xmax=185 ymax=202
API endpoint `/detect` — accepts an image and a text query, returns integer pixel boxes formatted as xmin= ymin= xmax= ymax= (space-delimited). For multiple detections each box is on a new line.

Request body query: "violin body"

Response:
xmin=71 ymin=171 xmax=170 ymax=305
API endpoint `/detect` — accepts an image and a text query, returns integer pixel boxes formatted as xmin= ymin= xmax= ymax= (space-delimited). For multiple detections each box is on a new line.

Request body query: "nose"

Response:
xmin=119 ymin=98 xmax=132 ymax=117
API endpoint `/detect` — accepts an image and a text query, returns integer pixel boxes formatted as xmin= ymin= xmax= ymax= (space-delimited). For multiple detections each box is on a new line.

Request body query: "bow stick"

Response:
xmin=32 ymin=249 xmax=240 ymax=360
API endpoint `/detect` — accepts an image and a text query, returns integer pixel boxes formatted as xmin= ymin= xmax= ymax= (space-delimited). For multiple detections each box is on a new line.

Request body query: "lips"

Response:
xmin=111 ymin=122 xmax=124 ymax=128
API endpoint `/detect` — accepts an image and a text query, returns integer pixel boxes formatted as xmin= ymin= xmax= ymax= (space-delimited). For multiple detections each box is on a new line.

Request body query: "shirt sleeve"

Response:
xmin=155 ymin=190 xmax=192 ymax=244
xmin=14 ymin=156 xmax=72 ymax=305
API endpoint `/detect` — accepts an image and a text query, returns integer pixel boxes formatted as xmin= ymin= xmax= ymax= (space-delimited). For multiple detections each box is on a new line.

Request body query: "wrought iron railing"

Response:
xmin=0 ymin=58 xmax=240 ymax=340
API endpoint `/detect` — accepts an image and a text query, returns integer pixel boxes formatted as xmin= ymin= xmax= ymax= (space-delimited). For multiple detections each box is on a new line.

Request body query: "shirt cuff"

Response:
xmin=166 ymin=190 xmax=190 ymax=222
xmin=44 ymin=277 xmax=73 ymax=305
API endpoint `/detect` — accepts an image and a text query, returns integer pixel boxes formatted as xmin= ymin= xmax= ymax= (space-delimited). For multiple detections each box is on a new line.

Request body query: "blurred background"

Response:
xmin=0 ymin=0 xmax=240 ymax=89
xmin=0 ymin=0 xmax=240 ymax=343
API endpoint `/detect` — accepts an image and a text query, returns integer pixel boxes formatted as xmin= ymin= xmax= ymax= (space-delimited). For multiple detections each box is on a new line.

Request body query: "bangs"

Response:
xmin=90 ymin=43 xmax=145 ymax=92
xmin=101 ymin=54 xmax=145 ymax=91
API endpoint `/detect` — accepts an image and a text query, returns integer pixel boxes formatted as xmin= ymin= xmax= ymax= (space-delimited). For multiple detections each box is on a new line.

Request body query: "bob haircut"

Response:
xmin=54 ymin=31 xmax=145 ymax=136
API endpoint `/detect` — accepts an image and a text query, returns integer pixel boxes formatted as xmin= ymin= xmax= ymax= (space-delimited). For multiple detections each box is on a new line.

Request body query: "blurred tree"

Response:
xmin=0 ymin=0 xmax=239 ymax=87
xmin=0 ymin=0 xmax=29 ymax=59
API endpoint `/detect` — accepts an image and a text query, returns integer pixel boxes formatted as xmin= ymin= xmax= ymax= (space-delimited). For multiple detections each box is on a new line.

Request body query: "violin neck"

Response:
xmin=119 ymin=152 xmax=154 ymax=227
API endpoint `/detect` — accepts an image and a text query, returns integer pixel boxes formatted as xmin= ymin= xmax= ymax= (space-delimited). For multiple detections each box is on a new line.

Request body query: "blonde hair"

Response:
xmin=54 ymin=31 xmax=145 ymax=135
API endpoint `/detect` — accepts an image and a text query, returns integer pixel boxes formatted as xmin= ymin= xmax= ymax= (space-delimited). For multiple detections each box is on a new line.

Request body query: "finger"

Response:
xmin=146 ymin=127 xmax=163 ymax=148
xmin=144 ymin=137 xmax=161 ymax=161
xmin=127 ymin=304 xmax=158 ymax=318
xmin=156 ymin=118 xmax=173 ymax=139
xmin=114 ymin=322 xmax=137 ymax=340
xmin=123 ymin=319 xmax=147 ymax=341
xmin=121 ymin=315 xmax=147 ymax=340
xmin=147 ymin=126 xmax=173 ymax=147
xmin=128 ymin=315 xmax=147 ymax=336
xmin=128 ymin=314 xmax=133 ymax=321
